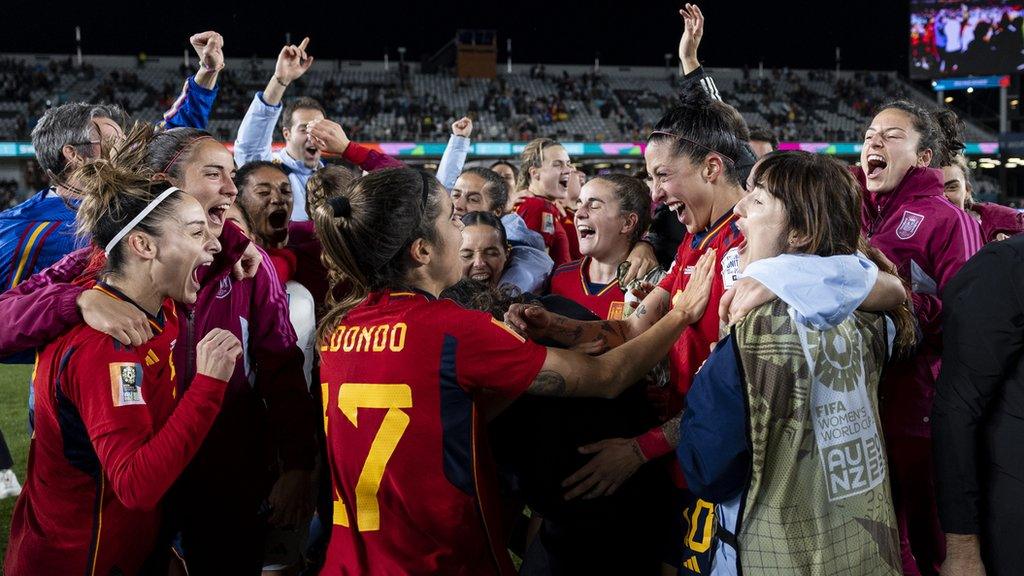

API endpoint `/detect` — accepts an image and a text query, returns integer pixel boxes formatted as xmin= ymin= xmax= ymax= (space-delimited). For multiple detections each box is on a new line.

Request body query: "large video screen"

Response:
xmin=910 ymin=1 xmax=1024 ymax=78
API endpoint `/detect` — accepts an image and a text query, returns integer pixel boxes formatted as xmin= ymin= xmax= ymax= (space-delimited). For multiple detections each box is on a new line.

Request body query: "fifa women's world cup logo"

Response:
xmin=109 ymin=362 xmax=146 ymax=407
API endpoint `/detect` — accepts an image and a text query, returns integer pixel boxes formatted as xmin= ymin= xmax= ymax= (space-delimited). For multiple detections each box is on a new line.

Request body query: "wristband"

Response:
xmin=273 ymin=75 xmax=289 ymax=88
xmin=635 ymin=427 xmax=673 ymax=460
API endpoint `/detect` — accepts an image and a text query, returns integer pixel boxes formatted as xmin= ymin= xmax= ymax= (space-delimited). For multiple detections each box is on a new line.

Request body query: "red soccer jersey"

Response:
xmin=515 ymin=195 xmax=572 ymax=265
xmin=319 ymin=290 xmax=547 ymax=575
xmin=657 ymin=211 xmax=744 ymax=396
xmin=6 ymin=285 xmax=226 ymax=576
xmin=549 ymin=258 xmax=627 ymax=320
xmin=560 ymin=207 xmax=582 ymax=262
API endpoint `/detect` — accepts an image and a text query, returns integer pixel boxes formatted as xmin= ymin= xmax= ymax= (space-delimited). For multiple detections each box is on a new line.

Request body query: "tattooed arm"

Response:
xmin=507 ymin=286 xmax=672 ymax=352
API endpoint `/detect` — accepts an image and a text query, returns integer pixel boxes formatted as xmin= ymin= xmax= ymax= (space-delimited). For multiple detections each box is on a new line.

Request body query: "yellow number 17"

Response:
xmin=322 ymin=382 xmax=412 ymax=532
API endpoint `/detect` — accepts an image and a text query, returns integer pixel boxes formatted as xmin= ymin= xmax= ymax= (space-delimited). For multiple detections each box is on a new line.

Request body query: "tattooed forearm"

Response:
xmin=528 ymin=370 xmax=568 ymax=396
xmin=549 ymin=316 xmax=586 ymax=345
xmin=657 ymin=298 xmax=670 ymax=318
xmin=661 ymin=413 xmax=682 ymax=448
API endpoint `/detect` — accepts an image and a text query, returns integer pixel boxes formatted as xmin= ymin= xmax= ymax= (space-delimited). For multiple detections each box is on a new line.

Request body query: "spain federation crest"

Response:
xmin=109 ymin=362 xmax=145 ymax=407
xmin=896 ymin=210 xmax=925 ymax=240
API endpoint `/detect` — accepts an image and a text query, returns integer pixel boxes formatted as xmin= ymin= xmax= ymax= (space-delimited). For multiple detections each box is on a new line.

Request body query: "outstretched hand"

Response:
xmin=678 ymin=4 xmax=705 ymax=74
xmin=275 ymin=37 xmax=314 ymax=85
xmin=190 ymin=31 xmax=225 ymax=72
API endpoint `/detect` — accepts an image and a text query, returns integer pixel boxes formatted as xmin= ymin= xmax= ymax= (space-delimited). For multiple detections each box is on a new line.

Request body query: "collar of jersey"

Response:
xmin=690 ymin=209 xmax=740 ymax=250
xmin=388 ymin=288 xmax=436 ymax=302
xmin=93 ymin=282 xmax=165 ymax=332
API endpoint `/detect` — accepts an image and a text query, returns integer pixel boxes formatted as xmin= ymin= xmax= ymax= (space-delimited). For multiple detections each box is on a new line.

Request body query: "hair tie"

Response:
xmin=104 ymin=186 xmax=179 ymax=255
xmin=329 ymin=196 xmax=352 ymax=218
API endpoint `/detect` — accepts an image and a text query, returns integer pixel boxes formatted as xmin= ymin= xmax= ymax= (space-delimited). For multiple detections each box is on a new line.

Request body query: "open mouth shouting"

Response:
xmin=667 ymin=200 xmax=688 ymax=224
xmin=268 ymin=208 xmax=289 ymax=229
xmin=865 ymin=153 xmax=888 ymax=181
xmin=207 ymin=203 xmax=232 ymax=228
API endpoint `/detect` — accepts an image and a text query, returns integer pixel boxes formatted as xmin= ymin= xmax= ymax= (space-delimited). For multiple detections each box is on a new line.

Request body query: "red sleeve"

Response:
xmin=549 ymin=212 xmax=572 ymax=266
xmin=341 ymin=142 xmax=405 ymax=172
xmin=248 ymin=249 xmax=319 ymax=470
xmin=915 ymin=208 xmax=982 ymax=337
xmin=516 ymin=200 xmax=571 ymax=265
xmin=68 ymin=339 xmax=226 ymax=511
xmin=0 ymin=247 xmax=91 ymax=357
xmin=451 ymin=307 xmax=548 ymax=398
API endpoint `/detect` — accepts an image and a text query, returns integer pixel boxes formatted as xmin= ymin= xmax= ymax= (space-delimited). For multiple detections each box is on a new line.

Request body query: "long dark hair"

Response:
xmin=647 ymin=83 xmax=746 ymax=186
xmin=312 ymin=168 xmax=446 ymax=345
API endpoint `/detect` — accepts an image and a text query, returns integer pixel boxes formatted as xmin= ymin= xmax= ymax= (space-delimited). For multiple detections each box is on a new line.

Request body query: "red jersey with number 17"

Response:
xmin=657 ymin=211 xmax=743 ymax=397
xmin=319 ymin=290 xmax=547 ymax=576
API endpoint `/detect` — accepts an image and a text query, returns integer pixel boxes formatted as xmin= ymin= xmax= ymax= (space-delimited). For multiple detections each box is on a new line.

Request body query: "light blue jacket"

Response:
xmin=233 ymin=92 xmax=323 ymax=222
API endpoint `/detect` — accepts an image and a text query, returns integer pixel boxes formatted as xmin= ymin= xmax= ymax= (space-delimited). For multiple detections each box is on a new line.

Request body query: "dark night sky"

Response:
xmin=3 ymin=1 xmax=909 ymax=72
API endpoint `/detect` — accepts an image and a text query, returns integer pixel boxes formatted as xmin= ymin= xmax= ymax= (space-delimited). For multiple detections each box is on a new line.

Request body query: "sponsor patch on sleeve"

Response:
xmin=542 ymin=212 xmax=556 ymax=235
xmin=109 ymin=362 xmax=145 ymax=407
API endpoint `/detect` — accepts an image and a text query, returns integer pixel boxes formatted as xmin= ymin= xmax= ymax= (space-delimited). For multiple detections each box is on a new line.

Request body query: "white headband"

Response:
xmin=104 ymin=186 xmax=180 ymax=256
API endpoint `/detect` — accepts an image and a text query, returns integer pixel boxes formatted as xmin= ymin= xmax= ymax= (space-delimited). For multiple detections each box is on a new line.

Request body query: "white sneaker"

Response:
xmin=0 ymin=469 xmax=22 ymax=499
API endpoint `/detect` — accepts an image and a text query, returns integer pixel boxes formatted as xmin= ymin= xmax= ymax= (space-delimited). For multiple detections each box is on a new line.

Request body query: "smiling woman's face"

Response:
xmin=861 ymin=108 xmax=927 ymax=194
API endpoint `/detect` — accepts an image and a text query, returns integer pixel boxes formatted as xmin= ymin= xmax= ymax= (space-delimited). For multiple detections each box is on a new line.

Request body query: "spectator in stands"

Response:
xmin=748 ymin=125 xmax=779 ymax=158
xmin=233 ymin=37 xmax=321 ymax=221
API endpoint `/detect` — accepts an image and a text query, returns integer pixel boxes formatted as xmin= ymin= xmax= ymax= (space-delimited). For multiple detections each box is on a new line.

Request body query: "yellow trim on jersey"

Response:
xmin=578 ymin=257 xmax=617 ymax=297
xmin=490 ymin=318 xmax=526 ymax=343
xmin=92 ymin=286 xmax=163 ymax=334
xmin=10 ymin=222 xmax=50 ymax=289
xmin=89 ymin=475 xmax=105 ymax=576
xmin=696 ymin=213 xmax=739 ymax=251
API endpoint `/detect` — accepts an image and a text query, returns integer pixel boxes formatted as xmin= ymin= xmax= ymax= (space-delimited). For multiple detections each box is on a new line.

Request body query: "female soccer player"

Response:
xmin=459 ymin=211 xmax=512 ymax=288
xmin=312 ymin=167 xmax=715 ymax=575
xmin=549 ymin=174 xmax=658 ymax=321
xmin=5 ymin=126 xmax=240 ymax=576
xmin=857 ymin=100 xmax=983 ymax=576
xmin=0 ymin=127 xmax=316 ymax=574
xmin=678 ymin=150 xmax=915 ymax=576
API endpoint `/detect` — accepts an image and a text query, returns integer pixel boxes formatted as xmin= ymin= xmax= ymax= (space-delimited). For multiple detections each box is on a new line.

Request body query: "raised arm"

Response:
xmin=233 ymin=38 xmax=313 ymax=166
xmin=436 ymin=117 xmax=473 ymax=190
xmin=160 ymin=32 xmax=224 ymax=130
xmin=677 ymin=4 xmax=723 ymax=101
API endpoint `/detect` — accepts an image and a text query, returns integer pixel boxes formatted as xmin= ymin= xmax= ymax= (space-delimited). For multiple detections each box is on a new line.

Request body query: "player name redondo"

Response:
xmin=321 ymin=323 xmax=408 ymax=353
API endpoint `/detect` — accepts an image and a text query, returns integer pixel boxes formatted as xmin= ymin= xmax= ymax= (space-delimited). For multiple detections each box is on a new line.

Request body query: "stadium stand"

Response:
xmin=0 ymin=54 xmax=997 ymax=144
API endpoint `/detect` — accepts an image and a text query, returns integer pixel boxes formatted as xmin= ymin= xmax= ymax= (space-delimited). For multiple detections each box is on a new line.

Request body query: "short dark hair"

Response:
xmin=280 ymin=97 xmax=326 ymax=133
xmin=748 ymin=126 xmax=779 ymax=150
xmin=235 ymin=160 xmax=287 ymax=194
xmin=460 ymin=167 xmax=509 ymax=213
